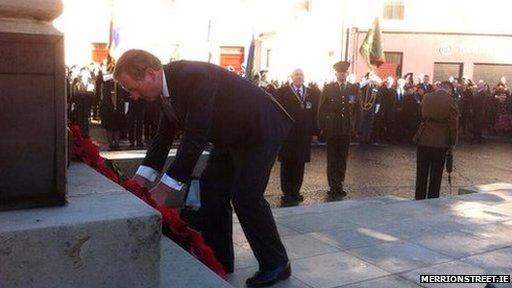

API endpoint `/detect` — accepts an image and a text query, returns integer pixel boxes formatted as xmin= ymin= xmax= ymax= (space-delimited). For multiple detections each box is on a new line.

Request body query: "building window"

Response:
xmin=375 ymin=51 xmax=403 ymax=78
xmin=383 ymin=0 xmax=404 ymax=20
xmin=434 ymin=62 xmax=463 ymax=83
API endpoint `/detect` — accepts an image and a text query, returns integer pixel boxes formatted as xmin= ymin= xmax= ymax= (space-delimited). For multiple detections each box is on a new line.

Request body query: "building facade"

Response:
xmin=54 ymin=0 xmax=512 ymax=85
xmin=257 ymin=0 xmax=512 ymax=84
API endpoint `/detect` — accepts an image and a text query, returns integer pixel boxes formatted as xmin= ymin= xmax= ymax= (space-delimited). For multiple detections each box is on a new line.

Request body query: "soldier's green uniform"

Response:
xmin=318 ymin=61 xmax=360 ymax=197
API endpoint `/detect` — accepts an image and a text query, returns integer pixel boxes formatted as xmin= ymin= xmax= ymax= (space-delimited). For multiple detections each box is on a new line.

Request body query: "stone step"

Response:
xmin=0 ymin=163 xmax=161 ymax=288
xmin=160 ymin=237 xmax=233 ymax=288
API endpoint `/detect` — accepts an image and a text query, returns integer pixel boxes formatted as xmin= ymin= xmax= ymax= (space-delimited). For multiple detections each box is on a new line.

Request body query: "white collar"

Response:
xmin=162 ymin=70 xmax=170 ymax=98
xmin=292 ymin=84 xmax=303 ymax=91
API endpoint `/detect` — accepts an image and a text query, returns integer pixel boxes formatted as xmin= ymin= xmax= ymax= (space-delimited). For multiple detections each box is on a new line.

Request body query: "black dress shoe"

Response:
xmin=246 ymin=262 xmax=291 ymax=287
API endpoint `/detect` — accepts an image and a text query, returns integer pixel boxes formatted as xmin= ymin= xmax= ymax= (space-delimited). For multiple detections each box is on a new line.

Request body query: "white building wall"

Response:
xmin=353 ymin=31 xmax=512 ymax=80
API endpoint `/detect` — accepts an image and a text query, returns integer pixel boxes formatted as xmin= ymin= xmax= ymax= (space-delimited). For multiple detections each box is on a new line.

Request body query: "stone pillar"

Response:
xmin=0 ymin=0 xmax=66 ymax=210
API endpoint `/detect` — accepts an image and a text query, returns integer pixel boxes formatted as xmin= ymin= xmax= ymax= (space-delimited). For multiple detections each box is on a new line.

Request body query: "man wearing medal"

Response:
xmin=318 ymin=61 xmax=360 ymax=199
xmin=275 ymin=68 xmax=320 ymax=206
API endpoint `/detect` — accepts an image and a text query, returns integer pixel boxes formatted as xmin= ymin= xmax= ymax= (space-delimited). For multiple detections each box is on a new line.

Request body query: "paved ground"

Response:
xmin=228 ymin=187 xmax=512 ymax=288
xmin=265 ymin=138 xmax=512 ymax=207
xmin=92 ymin=122 xmax=512 ymax=208
xmin=90 ymin=124 xmax=512 ymax=287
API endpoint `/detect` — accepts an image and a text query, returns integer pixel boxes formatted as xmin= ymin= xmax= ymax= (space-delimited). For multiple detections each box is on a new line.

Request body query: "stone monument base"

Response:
xmin=0 ymin=163 xmax=161 ymax=288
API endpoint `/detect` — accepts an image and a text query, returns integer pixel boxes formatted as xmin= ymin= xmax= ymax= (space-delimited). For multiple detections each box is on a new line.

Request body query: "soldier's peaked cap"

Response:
xmin=333 ymin=61 xmax=350 ymax=72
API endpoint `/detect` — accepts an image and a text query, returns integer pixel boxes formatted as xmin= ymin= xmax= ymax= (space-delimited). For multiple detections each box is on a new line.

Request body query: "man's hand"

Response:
xmin=149 ymin=182 xmax=186 ymax=208
xmin=132 ymin=174 xmax=150 ymax=188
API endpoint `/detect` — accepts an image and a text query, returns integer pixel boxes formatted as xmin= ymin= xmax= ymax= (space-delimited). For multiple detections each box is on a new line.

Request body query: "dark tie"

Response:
xmin=296 ymin=88 xmax=302 ymax=100
xmin=161 ymin=97 xmax=180 ymax=126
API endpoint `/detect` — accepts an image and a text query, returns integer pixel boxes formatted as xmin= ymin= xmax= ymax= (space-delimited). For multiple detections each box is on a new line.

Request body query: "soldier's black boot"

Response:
xmin=281 ymin=195 xmax=298 ymax=207
xmin=292 ymin=193 xmax=304 ymax=203
xmin=328 ymin=186 xmax=347 ymax=200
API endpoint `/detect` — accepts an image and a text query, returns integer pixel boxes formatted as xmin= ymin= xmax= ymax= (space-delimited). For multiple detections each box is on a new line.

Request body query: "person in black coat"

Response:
xmin=127 ymin=97 xmax=145 ymax=148
xmin=275 ymin=69 xmax=319 ymax=206
xmin=471 ymin=81 xmax=488 ymax=143
xmin=143 ymin=98 xmax=161 ymax=145
xmin=98 ymin=71 xmax=128 ymax=150
xmin=114 ymin=50 xmax=293 ymax=287
xmin=394 ymin=78 xmax=407 ymax=141
xmin=71 ymin=74 xmax=94 ymax=138
xmin=460 ymin=81 xmax=474 ymax=136
xmin=419 ymin=74 xmax=434 ymax=93
xmin=402 ymin=85 xmax=420 ymax=143
xmin=374 ymin=77 xmax=397 ymax=143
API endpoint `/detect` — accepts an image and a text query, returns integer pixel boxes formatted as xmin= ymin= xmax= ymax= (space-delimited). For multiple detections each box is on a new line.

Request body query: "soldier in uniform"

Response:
xmin=413 ymin=81 xmax=459 ymax=200
xmin=275 ymin=68 xmax=319 ymax=206
xmin=318 ymin=61 xmax=360 ymax=199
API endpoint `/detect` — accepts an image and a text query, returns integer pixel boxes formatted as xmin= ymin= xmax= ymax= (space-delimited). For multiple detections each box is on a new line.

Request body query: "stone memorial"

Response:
xmin=0 ymin=0 xmax=66 ymax=210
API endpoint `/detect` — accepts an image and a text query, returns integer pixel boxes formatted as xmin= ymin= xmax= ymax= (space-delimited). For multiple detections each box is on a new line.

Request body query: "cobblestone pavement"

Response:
xmin=265 ymin=139 xmax=512 ymax=207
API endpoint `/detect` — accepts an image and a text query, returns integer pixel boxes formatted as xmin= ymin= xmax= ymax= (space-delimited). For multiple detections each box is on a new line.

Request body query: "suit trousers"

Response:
xmin=415 ymin=145 xmax=447 ymax=200
xmin=280 ymin=161 xmax=305 ymax=199
xmin=326 ymin=134 xmax=351 ymax=191
xmin=199 ymin=107 xmax=291 ymax=272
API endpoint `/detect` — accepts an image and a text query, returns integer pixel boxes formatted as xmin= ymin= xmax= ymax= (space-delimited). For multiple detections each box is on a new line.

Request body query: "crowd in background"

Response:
xmin=67 ymin=62 xmax=161 ymax=150
xmin=67 ymin=62 xmax=512 ymax=151
xmin=257 ymin=71 xmax=512 ymax=144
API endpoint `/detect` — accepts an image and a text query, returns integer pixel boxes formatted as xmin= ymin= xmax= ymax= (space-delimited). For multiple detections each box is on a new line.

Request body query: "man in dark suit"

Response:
xmin=318 ymin=61 xmax=360 ymax=199
xmin=275 ymin=68 xmax=319 ymax=206
xmin=114 ymin=49 xmax=292 ymax=287
xmin=420 ymin=74 xmax=434 ymax=93
xmin=374 ymin=77 xmax=397 ymax=143
xmin=471 ymin=81 xmax=488 ymax=143
xmin=126 ymin=97 xmax=145 ymax=148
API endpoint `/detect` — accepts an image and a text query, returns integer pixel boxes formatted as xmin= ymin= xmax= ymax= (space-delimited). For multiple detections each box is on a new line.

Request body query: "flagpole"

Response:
xmin=207 ymin=18 xmax=212 ymax=63
xmin=105 ymin=0 xmax=114 ymax=71
xmin=107 ymin=0 xmax=114 ymax=51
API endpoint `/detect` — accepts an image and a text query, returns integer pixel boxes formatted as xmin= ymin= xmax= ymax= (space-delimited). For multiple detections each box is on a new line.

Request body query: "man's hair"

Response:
xmin=113 ymin=49 xmax=162 ymax=80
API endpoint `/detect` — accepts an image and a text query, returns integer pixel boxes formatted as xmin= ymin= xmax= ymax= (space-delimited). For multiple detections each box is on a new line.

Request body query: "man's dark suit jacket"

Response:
xmin=275 ymin=84 xmax=319 ymax=163
xmin=141 ymin=60 xmax=291 ymax=184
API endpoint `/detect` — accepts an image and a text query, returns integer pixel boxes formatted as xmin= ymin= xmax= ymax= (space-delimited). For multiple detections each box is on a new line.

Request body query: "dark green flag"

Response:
xmin=359 ymin=17 xmax=385 ymax=68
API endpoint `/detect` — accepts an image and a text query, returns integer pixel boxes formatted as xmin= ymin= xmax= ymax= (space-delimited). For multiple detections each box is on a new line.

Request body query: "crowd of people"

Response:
xmin=71 ymin=49 xmax=511 ymax=286
xmin=258 ymin=72 xmax=512 ymax=145
xmin=67 ymin=60 xmax=512 ymax=152
xmin=67 ymin=62 xmax=161 ymax=150
xmin=258 ymin=66 xmax=512 ymax=206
